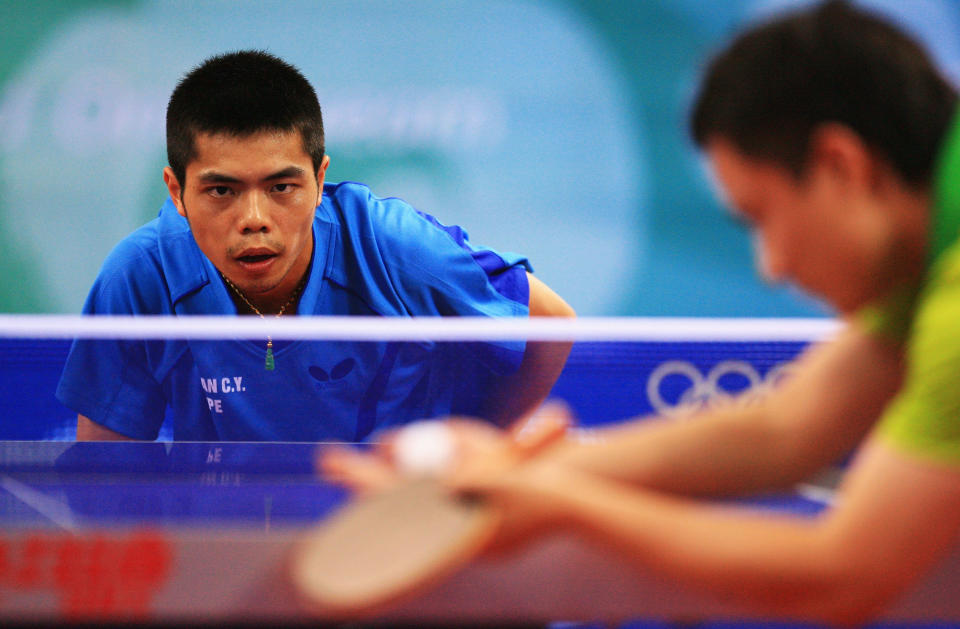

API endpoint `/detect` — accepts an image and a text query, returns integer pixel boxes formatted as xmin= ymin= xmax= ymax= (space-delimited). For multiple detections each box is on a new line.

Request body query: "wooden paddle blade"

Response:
xmin=289 ymin=478 xmax=497 ymax=615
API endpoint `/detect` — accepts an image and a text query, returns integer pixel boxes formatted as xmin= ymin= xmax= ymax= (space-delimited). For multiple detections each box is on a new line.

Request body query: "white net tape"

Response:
xmin=0 ymin=314 xmax=841 ymax=342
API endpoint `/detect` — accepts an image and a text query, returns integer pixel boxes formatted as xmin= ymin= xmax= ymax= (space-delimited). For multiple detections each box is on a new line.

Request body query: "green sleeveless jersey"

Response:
xmin=867 ymin=110 xmax=960 ymax=463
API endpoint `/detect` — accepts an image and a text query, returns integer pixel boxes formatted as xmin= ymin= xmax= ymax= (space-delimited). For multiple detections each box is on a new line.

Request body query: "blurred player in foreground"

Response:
xmin=324 ymin=1 xmax=960 ymax=624
xmin=57 ymin=50 xmax=574 ymax=442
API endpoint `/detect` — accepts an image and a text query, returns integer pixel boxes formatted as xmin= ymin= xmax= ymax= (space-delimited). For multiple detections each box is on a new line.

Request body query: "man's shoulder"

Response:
xmin=320 ymin=181 xmax=419 ymax=224
xmin=321 ymin=181 xmax=453 ymax=262
xmin=102 ymin=218 xmax=164 ymax=275
xmin=87 ymin=203 xmax=194 ymax=314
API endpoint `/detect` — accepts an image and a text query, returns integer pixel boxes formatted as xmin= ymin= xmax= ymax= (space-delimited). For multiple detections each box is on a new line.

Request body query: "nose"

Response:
xmin=238 ymin=191 xmax=272 ymax=234
xmin=754 ymin=231 xmax=787 ymax=283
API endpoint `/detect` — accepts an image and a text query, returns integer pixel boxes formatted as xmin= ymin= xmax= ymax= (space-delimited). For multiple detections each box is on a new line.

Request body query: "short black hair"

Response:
xmin=166 ymin=50 xmax=325 ymax=186
xmin=690 ymin=0 xmax=957 ymax=186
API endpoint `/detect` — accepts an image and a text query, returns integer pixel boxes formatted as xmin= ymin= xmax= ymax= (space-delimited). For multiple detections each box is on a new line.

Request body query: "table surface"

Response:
xmin=0 ymin=440 xmax=832 ymax=529
xmin=0 ymin=440 xmax=956 ymax=627
xmin=0 ymin=441 xmax=352 ymax=531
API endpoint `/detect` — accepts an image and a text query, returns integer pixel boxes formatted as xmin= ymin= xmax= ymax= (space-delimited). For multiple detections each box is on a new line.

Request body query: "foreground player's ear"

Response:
xmin=162 ymin=167 xmax=188 ymax=218
xmin=808 ymin=123 xmax=875 ymax=192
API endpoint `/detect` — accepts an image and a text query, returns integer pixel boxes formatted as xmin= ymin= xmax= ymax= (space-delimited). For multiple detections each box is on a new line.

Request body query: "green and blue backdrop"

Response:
xmin=1 ymin=0 xmax=957 ymax=317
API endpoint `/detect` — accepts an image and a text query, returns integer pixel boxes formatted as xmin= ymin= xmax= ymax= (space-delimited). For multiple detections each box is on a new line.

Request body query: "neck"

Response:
xmin=889 ymin=184 xmax=932 ymax=283
xmin=222 ymin=273 xmax=307 ymax=317
xmin=856 ymin=184 xmax=930 ymax=315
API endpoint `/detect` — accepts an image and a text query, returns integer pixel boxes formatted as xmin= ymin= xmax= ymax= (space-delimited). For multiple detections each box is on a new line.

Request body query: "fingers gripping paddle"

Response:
xmin=290 ymin=406 xmax=571 ymax=615
xmin=288 ymin=477 xmax=497 ymax=615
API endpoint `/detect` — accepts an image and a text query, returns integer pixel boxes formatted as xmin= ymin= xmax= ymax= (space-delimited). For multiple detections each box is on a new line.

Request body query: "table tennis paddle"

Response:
xmin=290 ymin=407 xmax=571 ymax=615
xmin=288 ymin=477 xmax=498 ymax=616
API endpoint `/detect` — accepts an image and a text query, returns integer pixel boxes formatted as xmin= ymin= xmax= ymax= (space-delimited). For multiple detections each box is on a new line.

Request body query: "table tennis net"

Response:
xmin=0 ymin=315 xmax=838 ymax=441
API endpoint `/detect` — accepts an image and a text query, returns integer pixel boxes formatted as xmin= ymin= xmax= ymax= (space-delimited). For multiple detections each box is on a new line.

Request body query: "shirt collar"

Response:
xmin=156 ymin=199 xmax=211 ymax=305
xmin=156 ymin=198 xmax=333 ymax=314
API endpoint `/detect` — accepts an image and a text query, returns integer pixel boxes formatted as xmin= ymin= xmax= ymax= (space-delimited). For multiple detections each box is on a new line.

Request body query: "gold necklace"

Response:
xmin=221 ymin=273 xmax=307 ymax=371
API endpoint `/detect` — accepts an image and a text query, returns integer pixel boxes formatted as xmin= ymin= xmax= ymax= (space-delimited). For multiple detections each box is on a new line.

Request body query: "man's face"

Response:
xmin=164 ymin=131 xmax=329 ymax=310
xmin=706 ymin=138 xmax=900 ymax=314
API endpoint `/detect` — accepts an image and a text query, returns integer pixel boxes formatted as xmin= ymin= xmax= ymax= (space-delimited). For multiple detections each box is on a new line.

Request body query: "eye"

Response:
xmin=272 ymin=183 xmax=296 ymax=193
xmin=207 ymin=185 xmax=232 ymax=198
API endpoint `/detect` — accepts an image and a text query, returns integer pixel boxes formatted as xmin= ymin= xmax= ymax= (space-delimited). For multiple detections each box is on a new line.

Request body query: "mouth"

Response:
xmin=237 ymin=253 xmax=276 ymax=264
xmin=233 ymin=248 xmax=279 ymax=272
xmin=235 ymin=247 xmax=277 ymax=261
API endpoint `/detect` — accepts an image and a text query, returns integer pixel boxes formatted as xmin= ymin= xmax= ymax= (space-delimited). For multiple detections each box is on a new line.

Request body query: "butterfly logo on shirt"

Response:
xmin=309 ymin=358 xmax=356 ymax=384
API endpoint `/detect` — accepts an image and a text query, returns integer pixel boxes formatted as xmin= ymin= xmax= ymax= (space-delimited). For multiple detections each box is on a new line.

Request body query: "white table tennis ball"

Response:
xmin=393 ymin=421 xmax=457 ymax=477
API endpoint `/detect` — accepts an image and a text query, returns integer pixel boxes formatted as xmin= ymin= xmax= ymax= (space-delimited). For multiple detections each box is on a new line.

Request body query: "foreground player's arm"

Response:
xmin=479 ymin=272 xmax=575 ymax=426
xmin=77 ymin=414 xmax=137 ymax=441
xmin=325 ymin=321 xmax=898 ymax=497
xmin=453 ymin=435 xmax=960 ymax=627
xmin=547 ymin=321 xmax=903 ymax=496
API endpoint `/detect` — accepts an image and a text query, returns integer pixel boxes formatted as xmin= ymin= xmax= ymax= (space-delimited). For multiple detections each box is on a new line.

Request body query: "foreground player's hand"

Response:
xmin=319 ymin=444 xmax=399 ymax=494
xmin=446 ymin=402 xmax=576 ymax=555
xmin=318 ymin=416 xmax=512 ymax=494
xmin=319 ymin=403 xmax=573 ymax=495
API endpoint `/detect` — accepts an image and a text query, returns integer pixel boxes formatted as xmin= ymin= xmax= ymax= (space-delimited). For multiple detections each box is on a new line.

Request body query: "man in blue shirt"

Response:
xmin=56 ymin=50 xmax=573 ymax=442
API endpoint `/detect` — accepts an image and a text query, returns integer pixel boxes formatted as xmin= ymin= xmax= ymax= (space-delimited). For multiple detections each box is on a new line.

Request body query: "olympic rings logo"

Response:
xmin=646 ymin=360 xmax=794 ymax=417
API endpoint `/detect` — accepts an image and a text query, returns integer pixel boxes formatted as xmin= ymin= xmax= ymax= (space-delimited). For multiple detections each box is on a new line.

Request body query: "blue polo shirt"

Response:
xmin=56 ymin=182 xmax=530 ymax=441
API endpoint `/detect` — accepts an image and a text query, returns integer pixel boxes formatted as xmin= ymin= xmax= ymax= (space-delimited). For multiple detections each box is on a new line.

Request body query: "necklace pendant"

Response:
xmin=265 ymin=347 xmax=275 ymax=371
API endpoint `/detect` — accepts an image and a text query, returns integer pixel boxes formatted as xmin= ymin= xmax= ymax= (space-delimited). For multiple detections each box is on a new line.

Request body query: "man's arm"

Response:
xmin=549 ymin=321 xmax=904 ymax=496
xmin=76 ymin=414 xmax=136 ymax=441
xmin=479 ymin=272 xmax=575 ymax=426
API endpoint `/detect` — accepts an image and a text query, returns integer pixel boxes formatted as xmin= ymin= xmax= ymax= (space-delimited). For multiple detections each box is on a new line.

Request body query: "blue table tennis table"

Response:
xmin=2 ymin=325 xmax=959 ymax=627
xmin=1 ymin=440 xmax=956 ymax=628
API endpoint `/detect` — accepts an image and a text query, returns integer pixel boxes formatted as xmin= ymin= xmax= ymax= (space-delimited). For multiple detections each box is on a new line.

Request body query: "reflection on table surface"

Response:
xmin=0 ymin=441 xmax=352 ymax=529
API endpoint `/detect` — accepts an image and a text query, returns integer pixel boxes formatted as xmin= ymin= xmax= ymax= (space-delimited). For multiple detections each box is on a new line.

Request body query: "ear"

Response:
xmin=807 ymin=123 xmax=877 ymax=192
xmin=315 ymin=155 xmax=331 ymax=204
xmin=162 ymin=167 xmax=188 ymax=217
